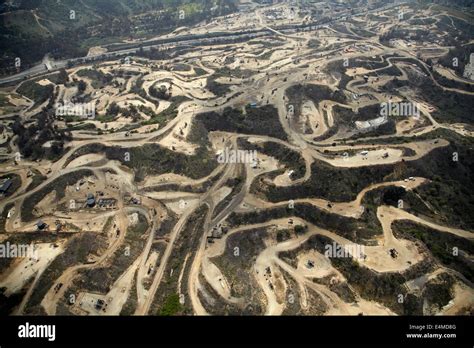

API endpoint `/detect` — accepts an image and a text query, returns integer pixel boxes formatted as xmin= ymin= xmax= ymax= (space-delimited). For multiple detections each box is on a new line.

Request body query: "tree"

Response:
xmin=50 ymin=141 xmax=64 ymax=158
xmin=57 ymin=68 xmax=69 ymax=84
xmin=107 ymin=102 xmax=120 ymax=116
xmin=382 ymin=187 xmax=406 ymax=206
xmin=77 ymin=80 xmax=87 ymax=93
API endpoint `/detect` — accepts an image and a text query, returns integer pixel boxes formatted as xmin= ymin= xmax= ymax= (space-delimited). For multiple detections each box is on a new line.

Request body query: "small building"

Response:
xmin=36 ymin=220 xmax=48 ymax=231
xmin=86 ymin=193 xmax=96 ymax=207
xmin=211 ymin=226 xmax=224 ymax=239
xmin=98 ymin=198 xmax=117 ymax=208
xmin=390 ymin=248 xmax=399 ymax=259
xmin=95 ymin=299 xmax=106 ymax=311
xmin=0 ymin=179 xmax=12 ymax=195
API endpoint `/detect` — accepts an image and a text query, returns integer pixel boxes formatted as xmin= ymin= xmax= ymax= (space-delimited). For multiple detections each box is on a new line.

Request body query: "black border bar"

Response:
xmin=0 ymin=315 xmax=472 ymax=347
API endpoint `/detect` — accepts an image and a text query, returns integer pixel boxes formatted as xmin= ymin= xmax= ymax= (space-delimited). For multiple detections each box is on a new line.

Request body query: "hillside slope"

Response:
xmin=0 ymin=0 xmax=237 ymax=75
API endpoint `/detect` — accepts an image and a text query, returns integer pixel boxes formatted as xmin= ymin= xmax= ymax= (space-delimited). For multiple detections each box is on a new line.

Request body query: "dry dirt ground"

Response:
xmin=0 ymin=1 xmax=473 ymax=316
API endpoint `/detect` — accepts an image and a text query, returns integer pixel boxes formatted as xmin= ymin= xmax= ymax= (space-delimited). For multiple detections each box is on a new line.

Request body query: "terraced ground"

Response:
xmin=0 ymin=1 xmax=473 ymax=316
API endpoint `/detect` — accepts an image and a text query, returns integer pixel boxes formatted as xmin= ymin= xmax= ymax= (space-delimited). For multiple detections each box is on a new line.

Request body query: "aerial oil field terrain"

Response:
xmin=0 ymin=0 xmax=473 ymax=317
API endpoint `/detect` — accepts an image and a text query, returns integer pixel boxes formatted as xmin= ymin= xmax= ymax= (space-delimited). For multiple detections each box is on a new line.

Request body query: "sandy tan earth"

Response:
xmin=67 ymin=154 xmax=105 ymax=168
xmin=0 ymin=242 xmax=65 ymax=297
xmin=0 ymin=0 xmax=472 ymax=318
